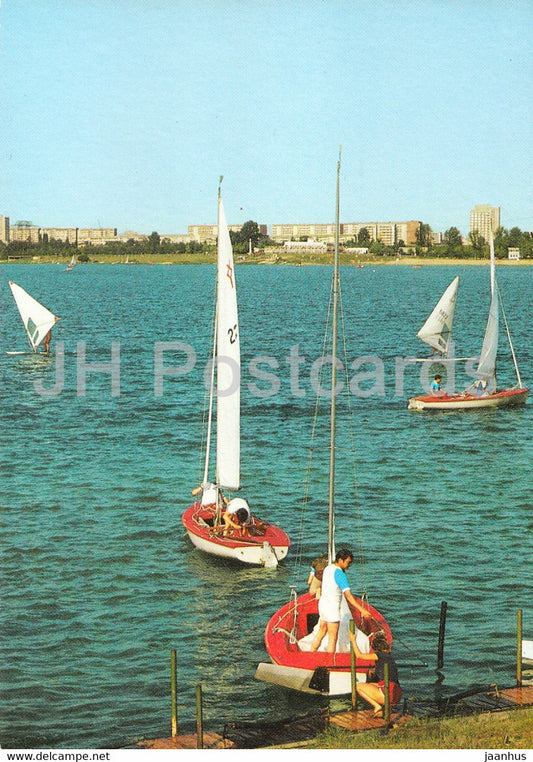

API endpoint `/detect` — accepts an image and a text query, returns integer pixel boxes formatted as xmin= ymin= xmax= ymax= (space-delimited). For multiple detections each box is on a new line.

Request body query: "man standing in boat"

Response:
xmin=309 ymin=549 xmax=370 ymax=654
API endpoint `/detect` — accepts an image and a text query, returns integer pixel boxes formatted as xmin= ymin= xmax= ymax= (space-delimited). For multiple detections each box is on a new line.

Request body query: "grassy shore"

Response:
xmin=304 ymin=705 xmax=533 ymax=749
xmin=3 ymin=252 xmax=532 ymax=267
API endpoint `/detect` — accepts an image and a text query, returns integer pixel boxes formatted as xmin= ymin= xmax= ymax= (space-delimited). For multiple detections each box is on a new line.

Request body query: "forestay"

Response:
xmin=215 ymin=196 xmax=240 ymax=491
xmin=416 ymin=276 xmax=459 ymax=356
xmin=9 ymin=281 xmax=59 ymax=351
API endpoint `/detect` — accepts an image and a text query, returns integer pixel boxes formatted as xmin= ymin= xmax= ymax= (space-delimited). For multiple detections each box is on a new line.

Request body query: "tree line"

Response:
xmin=346 ymin=224 xmax=533 ymax=258
xmin=1 ymin=221 xmax=531 ymax=260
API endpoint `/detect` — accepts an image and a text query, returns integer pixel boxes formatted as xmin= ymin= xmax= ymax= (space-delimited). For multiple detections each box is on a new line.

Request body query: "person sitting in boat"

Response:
xmin=430 ymin=374 xmax=445 ymax=396
xmin=222 ymin=497 xmax=251 ymax=537
xmin=309 ymin=548 xmax=371 ymax=654
xmin=348 ymin=630 xmax=402 ymax=717
xmin=43 ymin=329 xmax=52 ymax=354
xmin=192 ymin=482 xmax=228 ymax=510
xmin=473 ymin=379 xmax=489 ymax=397
xmin=307 ymin=553 xmax=328 ymax=598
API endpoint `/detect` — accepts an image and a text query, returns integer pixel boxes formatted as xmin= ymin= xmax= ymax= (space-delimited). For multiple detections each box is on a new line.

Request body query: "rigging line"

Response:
xmin=292 ymin=274 xmax=335 ymax=581
xmin=338 ymin=280 xmax=369 ymax=597
xmin=498 ymin=286 xmax=523 ymax=388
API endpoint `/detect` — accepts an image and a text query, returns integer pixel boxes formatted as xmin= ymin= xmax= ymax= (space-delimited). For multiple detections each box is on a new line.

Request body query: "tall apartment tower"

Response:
xmin=469 ymin=205 xmax=500 ymax=241
xmin=0 ymin=215 xmax=9 ymax=243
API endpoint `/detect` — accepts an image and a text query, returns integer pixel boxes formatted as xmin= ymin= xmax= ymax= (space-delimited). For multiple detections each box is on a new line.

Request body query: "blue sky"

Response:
xmin=1 ymin=0 xmax=532 ymax=236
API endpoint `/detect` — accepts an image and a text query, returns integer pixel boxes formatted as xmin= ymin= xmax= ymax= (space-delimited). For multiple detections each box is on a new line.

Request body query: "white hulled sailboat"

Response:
xmin=181 ymin=181 xmax=290 ymax=567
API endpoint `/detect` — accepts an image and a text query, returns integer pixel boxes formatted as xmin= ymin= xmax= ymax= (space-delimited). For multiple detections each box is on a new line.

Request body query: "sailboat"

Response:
xmin=408 ymin=230 xmax=529 ymax=411
xmin=181 ymin=181 xmax=290 ymax=568
xmin=8 ymin=281 xmax=60 ymax=354
xmin=255 ymin=152 xmax=391 ymax=695
xmin=66 ymin=253 xmax=76 ymax=271
xmin=416 ymin=276 xmax=459 ymax=358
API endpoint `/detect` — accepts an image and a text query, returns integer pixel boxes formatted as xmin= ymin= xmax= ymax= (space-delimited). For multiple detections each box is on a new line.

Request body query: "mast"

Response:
xmin=328 ymin=147 xmax=341 ymax=562
xmin=202 ymin=178 xmax=223 ymax=485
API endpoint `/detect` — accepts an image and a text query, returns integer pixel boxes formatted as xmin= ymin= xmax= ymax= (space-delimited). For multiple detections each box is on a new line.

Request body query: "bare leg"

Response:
xmin=310 ymin=620 xmax=328 ymax=652
xmin=356 ymin=683 xmax=385 ymax=714
xmin=325 ymin=621 xmax=340 ymax=653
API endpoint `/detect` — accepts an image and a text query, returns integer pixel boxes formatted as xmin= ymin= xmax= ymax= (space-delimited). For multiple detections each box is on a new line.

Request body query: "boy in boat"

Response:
xmin=221 ymin=498 xmax=252 ymax=537
xmin=307 ymin=553 xmax=328 ymax=598
xmin=430 ymin=374 xmax=445 ymax=396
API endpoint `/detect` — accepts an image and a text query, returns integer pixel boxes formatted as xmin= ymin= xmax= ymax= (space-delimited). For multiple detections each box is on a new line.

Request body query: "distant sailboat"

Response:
xmin=408 ymin=230 xmax=529 ymax=410
xmin=181 ymin=181 xmax=290 ymax=567
xmin=66 ymin=253 xmax=76 ymax=271
xmin=416 ymin=276 xmax=459 ymax=358
xmin=8 ymin=281 xmax=60 ymax=354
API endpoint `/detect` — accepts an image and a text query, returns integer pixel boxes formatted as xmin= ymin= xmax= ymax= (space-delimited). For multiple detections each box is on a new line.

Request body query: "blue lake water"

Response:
xmin=1 ymin=262 xmax=532 ymax=748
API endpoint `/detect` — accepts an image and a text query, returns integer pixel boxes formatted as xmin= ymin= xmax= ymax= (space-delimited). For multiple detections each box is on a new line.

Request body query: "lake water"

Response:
xmin=1 ymin=262 xmax=532 ymax=748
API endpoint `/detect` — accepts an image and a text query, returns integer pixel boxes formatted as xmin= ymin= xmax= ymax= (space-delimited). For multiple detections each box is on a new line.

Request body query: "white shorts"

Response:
xmin=318 ymin=596 xmax=341 ymax=623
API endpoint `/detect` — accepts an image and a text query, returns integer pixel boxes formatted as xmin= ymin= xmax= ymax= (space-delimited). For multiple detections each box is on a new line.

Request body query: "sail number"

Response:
xmin=228 ymin=324 xmax=238 ymax=344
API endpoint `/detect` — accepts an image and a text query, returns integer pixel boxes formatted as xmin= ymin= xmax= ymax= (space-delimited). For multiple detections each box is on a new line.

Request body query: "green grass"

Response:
xmin=4 ymin=252 xmax=532 ymax=267
xmin=305 ymin=706 xmax=533 ymax=749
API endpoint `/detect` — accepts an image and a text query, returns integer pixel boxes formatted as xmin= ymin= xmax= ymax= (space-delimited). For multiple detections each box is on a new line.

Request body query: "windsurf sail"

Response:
xmin=416 ymin=276 xmax=459 ymax=356
xmin=215 ymin=193 xmax=240 ymax=491
xmin=8 ymin=281 xmax=59 ymax=352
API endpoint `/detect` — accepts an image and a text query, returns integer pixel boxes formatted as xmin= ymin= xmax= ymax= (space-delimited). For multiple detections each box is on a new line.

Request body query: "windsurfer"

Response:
xmin=309 ymin=549 xmax=370 ymax=654
xmin=43 ymin=329 xmax=52 ymax=354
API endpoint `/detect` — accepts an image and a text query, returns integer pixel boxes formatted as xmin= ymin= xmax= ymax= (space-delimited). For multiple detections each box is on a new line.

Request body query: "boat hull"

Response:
xmin=260 ymin=591 xmax=390 ymax=694
xmin=408 ymin=387 xmax=529 ymax=411
xmin=181 ymin=502 xmax=290 ymax=567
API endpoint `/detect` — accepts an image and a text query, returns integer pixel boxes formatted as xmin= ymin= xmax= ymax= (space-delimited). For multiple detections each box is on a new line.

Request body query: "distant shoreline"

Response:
xmin=2 ymin=254 xmax=532 ymax=267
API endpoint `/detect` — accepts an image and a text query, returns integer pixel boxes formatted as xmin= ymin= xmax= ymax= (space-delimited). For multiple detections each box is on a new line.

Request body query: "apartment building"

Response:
xmin=272 ymin=220 xmax=421 ymax=245
xmin=272 ymin=223 xmax=337 ymax=243
xmin=188 ymin=223 xmax=267 ymax=244
xmin=45 ymin=227 xmax=117 ymax=245
xmin=9 ymin=225 xmax=118 ymax=246
xmin=0 ymin=215 xmax=10 ymax=244
xmin=10 ymin=223 xmax=40 ymax=244
xmin=469 ymin=205 xmax=500 ymax=241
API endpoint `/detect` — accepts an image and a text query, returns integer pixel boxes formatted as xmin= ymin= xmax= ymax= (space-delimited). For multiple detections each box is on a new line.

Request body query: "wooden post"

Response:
xmin=383 ymin=662 xmax=390 ymax=724
xmin=437 ymin=601 xmax=447 ymax=671
xmin=517 ymin=609 xmax=523 ymax=687
xmin=196 ymin=684 xmax=204 ymax=749
xmin=349 ymin=620 xmax=357 ymax=709
xmin=170 ymin=650 xmax=178 ymax=738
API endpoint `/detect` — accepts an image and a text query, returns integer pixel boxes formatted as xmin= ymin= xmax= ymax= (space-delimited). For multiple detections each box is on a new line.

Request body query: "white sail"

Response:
xmin=9 ymin=281 xmax=59 ymax=351
xmin=474 ymin=230 xmax=498 ymax=392
xmin=215 ymin=195 xmax=240 ymax=490
xmin=416 ymin=276 xmax=459 ymax=355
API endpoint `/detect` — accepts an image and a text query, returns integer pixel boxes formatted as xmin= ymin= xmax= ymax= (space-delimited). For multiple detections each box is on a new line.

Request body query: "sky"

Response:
xmin=1 ymin=0 xmax=532 ymax=236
